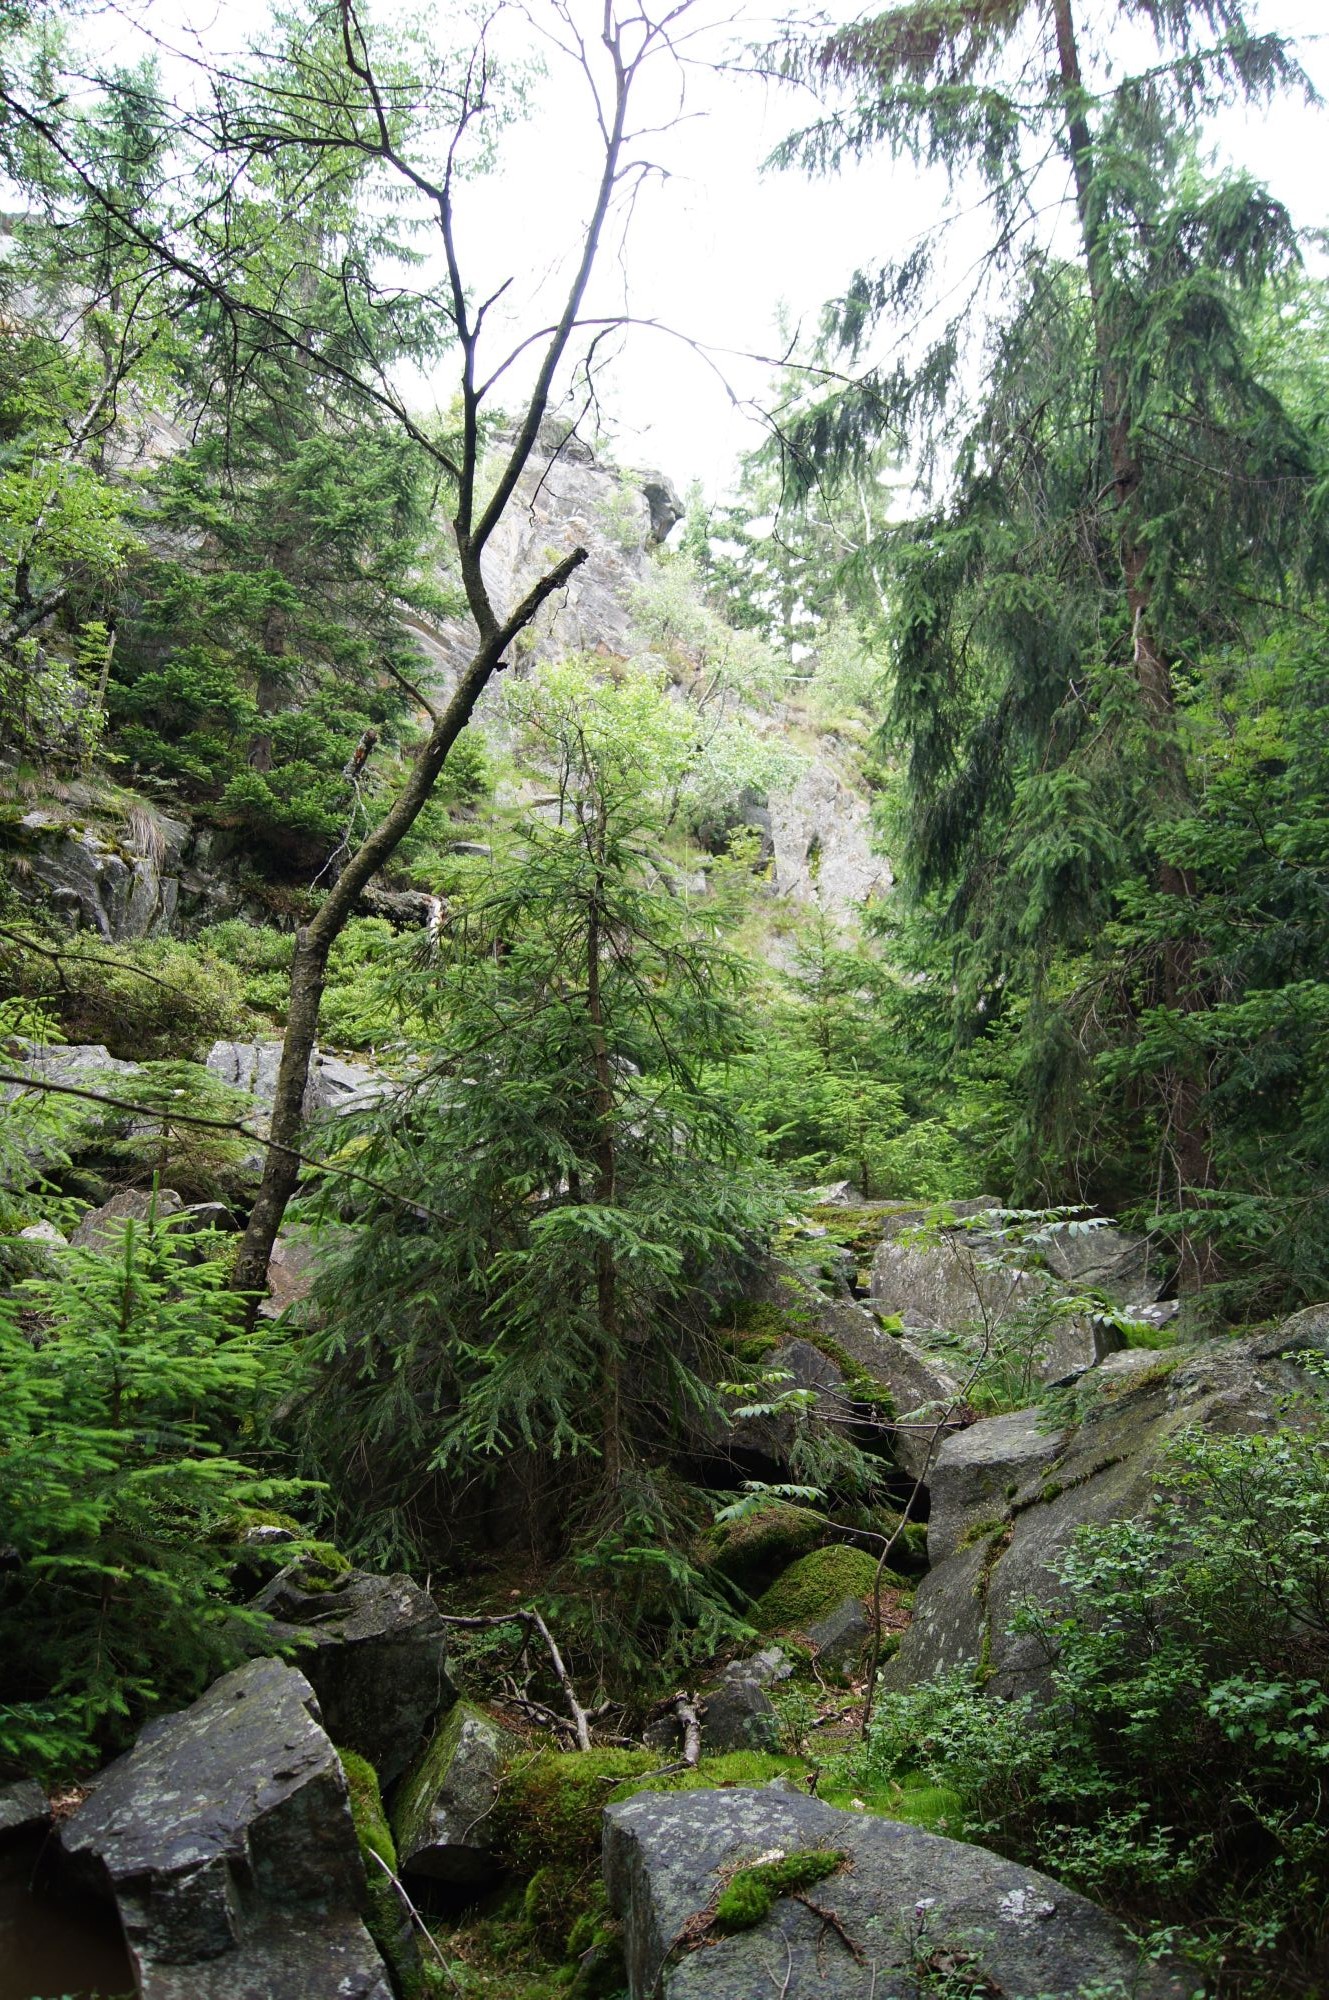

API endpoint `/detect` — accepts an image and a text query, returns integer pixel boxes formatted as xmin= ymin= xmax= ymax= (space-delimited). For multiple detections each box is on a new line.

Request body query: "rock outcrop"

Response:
xmin=59 ymin=1657 xmax=391 ymax=2000
xmin=887 ymin=1309 xmax=1329 ymax=1698
xmin=604 ymin=1787 xmax=1191 ymax=1999
xmin=251 ymin=1567 xmax=454 ymax=1787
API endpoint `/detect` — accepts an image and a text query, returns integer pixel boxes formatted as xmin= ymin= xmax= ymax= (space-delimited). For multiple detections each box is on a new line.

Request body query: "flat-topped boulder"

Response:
xmin=604 ymin=1786 xmax=1192 ymax=1999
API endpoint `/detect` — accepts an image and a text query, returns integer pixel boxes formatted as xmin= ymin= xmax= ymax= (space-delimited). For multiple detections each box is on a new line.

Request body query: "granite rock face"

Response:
xmin=869 ymin=1205 xmax=1043 ymax=1335
xmin=59 ymin=1657 xmax=390 ymax=1999
xmin=251 ymin=1568 xmax=454 ymax=1787
xmin=14 ymin=808 xmax=189 ymax=940
xmin=768 ymin=754 xmax=891 ymax=921
xmin=887 ymin=1309 xmax=1329 ymax=1698
xmin=603 ymin=1787 xmax=1192 ymax=2000
xmin=1040 ymin=1219 xmax=1166 ymax=1310
xmin=393 ymin=1700 xmax=511 ymax=1884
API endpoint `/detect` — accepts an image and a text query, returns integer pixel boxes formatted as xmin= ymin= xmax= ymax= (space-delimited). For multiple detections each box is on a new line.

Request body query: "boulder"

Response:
xmin=925 ymin=1408 xmax=1067 ymax=1567
xmin=1040 ymin=1220 xmax=1165 ymax=1310
xmin=259 ymin=1229 xmax=322 ymax=1319
xmin=19 ymin=1218 xmax=67 ymax=1246
xmin=722 ymin=1647 xmax=793 ymax=1688
xmin=205 ymin=1040 xmax=383 ymax=1127
xmin=167 ymin=1202 xmax=238 ymax=1236
xmin=393 ymin=1700 xmax=511 ymax=1884
xmin=870 ymin=1205 xmax=1047 ymax=1335
xmin=603 ymin=1787 xmax=1192 ymax=1999
xmin=0 ymin=1778 xmax=48 ymax=1841
xmin=252 ymin=1568 xmax=454 ymax=1787
xmin=699 ymin=1678 xmax=780 ymax=1755
xmin=886 ymin=1310 xmax=1329 ymax=1698
xmin=71 ymin=1186 xmax=185 ymax=1251
xmin=806 ymin=1595 xmax=870 ymax=1674
xmin=726 ymin=1336 xmax=851 ymax=1467
xmin=744 ymin=1262 xmax=967 ymax=1481
xmin=137 ymin=1912 xmax=393 ymax=2000
xmin=1038 ymin=1311 xmax=1128 ymax=1386
xmin=59 ymin=1657 xmax=390 ymax=1999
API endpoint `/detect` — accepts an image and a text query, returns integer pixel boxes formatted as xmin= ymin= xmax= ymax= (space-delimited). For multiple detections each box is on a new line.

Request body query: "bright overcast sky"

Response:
xmin=81 ymin=0 xmax=1329 ymax=499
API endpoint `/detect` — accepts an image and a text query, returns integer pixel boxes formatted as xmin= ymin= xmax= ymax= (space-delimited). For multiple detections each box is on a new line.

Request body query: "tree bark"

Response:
xmin=230 ymin=546 xmax=588 ymax=1304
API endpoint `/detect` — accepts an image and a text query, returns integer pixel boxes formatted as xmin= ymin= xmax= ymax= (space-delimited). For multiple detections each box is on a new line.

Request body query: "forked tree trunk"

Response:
xmin=230 ymin=549 xmax=587 ymax=1307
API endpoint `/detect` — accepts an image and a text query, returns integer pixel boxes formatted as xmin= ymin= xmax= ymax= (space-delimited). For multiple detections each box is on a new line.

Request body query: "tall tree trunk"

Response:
xmin=1051 ymin=0 xmax=1218 ymax=1284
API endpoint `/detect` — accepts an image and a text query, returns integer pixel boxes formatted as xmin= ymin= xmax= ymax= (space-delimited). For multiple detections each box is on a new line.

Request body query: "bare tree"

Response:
xmin=227 ymin=0 xmax=701 ymax=1303
xmin=1 ymin=0 xmax=706 ymax=1298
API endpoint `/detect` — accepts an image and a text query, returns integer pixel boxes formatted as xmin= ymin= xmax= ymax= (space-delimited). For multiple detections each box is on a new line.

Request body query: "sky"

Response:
xmin=80 ymin=0 xmax=1329 ymax=501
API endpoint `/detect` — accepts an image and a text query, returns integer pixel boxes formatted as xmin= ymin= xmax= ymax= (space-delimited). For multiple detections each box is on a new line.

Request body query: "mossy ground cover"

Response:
xmin=431 ymin=1748 xmax=810 ymax=1998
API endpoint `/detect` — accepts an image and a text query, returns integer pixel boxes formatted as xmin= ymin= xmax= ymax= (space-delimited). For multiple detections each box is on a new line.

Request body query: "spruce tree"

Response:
xmin=772 ymin=1 xmax=1329 ymax=1289
xmin=296 ymin=663 xmax=779 ymax=1672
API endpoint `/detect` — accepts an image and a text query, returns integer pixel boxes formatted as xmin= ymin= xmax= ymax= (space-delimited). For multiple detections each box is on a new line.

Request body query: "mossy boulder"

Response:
xmin=338 ymin=1748 xmax=422 ymax=1996
xmin=393 ymin=1699 xmax=515 ymax=1885
xmin=252 ymin=1568 xmax=454 ymax=1787
xmin=754 ymin=1545 xmax=886 ymax=1634
xmin=700 ymin=1501 xmax=828 ymax=1592
xmin=486 ymin=1748 xmax=807 ymax=1954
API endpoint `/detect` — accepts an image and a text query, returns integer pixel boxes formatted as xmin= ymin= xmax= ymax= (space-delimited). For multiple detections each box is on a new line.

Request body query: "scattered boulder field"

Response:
xmin=7 ymin=1188 xmax=1312 ymax=1997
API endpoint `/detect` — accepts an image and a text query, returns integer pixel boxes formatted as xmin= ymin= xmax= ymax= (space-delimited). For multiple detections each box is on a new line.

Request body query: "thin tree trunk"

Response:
xmin=1051 ymin=0 xmax=1219 ymax=1282
xmin=230 ymin=547 xmax=587 ymax=1305
xmin=585 ymin=799 xmax=623 ymax=1494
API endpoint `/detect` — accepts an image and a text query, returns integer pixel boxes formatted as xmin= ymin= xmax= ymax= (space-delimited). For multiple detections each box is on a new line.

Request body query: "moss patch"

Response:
xmin=713 ymin=1848 xmax=846 ymax=1933
xmin=701 ymin=1500 xmax=829 ymax=1590
xmin=488 ymin=1746 xmax=808 ymax=1947
xmin=755 ymin=1545 xmax=890 ymax=1633
xmin=339 ymin=1747 xmax=423 ymax=1996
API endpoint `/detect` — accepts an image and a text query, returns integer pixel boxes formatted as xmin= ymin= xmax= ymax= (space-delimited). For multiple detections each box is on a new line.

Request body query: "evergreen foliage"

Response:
xmin=0 ymin=1206 xmax=301 ymax=1773
xmin=769 ymin=0 xmax=1329 ymax=1299
xmin=296 ymin=664 xmax=781 ymax=1672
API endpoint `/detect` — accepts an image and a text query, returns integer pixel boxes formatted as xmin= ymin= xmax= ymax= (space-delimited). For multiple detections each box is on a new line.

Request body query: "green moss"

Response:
xmin=956 ymin=1515 xmax=1010 ymax=1551
xmin=339 ymin=1747 xmax=423 ymax=1997
xmin=490 ymin=1746 xmax=807 ymax=1942
xmin=702 ymin=1500 xmax=829 ymax=1588
xmin=294 ymin=1542 xmax=351 ymax=1590
xmin=712 ymin=1849 xmax=846 ymax=1933
xmin=754 ymin=1545 xmax=890 ymax=1633
xmin=392 ymin=1698 xmax=508 ymax=1859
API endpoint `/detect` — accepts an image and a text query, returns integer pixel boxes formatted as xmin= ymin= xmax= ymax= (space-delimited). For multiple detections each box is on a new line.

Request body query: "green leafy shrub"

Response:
xmin=0 ymin=923 xmax=245 ymax=1061
xmin=852 ymin=1413 xmax=1329 ymax=1993
xmin=0 ymin=1208 xmax=302 ymax=1774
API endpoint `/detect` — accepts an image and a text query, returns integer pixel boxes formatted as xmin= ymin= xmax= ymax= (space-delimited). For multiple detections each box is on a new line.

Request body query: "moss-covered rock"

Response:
xmin=486 ymin=1747 xmax=808 ymax=1952
xmin=754 ymin=1545 xmax=891 ymax=1634
xmin=700 ymin=1501 xmax=829 ymax=1592
xmin=393 ymin=1699 xmax=514 ymax=1885
xmin=338 ymin=1746 xmax=422 ymax=1997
